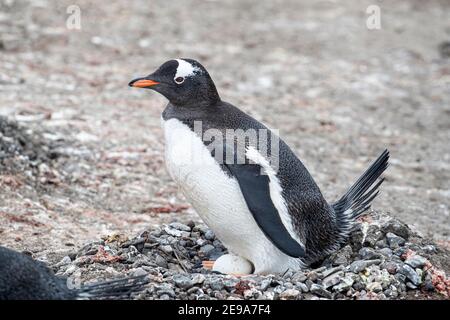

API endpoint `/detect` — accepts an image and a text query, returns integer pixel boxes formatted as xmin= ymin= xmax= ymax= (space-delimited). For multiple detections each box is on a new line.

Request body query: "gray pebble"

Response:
xmin=405 ymin=255 xmax=427 ymax=268
xmin=348 ymin=259 xmax=381 ymax=273
xmin=382 ymin=219 xmax=410 ymax=239
xmin=132 ymin=267 xmax=148 ymax=277
xmin=296 ymin=282 xmax=309 ymax=293
xmin=398 ymin=264 xmax=421 ymax=286
xmin=382 ymin=261 xmax=398 ymax=274
xmin=386 ymin=232 xmax=405 ymax=249
xmin=366 ymin=282 xmax=383 ymax=293
xmin=204 ymin=230 xmax=215 ymax=240
xmin=321 ymin=266 xmax=344 ymax=278
xmin=378 ymin=247 xmax=393 ymax=257
xmin=332 ymin=276 xmax=354 ymax=292
xmin=155 ymin=254 xmax=168 ymax=268
xmin=259 ymin=279 xmax=271 ymax=291
xmin=200 ymin=244 xmax=215 ymax=255
xmin=173 ymin=274 xmax=194 ymax=289
xmin=192 ymin=274 xmax=206 ymax=285
xmin=358 ymin=247 xmax=382 ymax=260
xmin=280 ymin=289 xmax=300 ymax=300
xmin=310 ymin=284 xmax=332 ymax=299
xmin=208 ymin=278 xmax=225 ymax=291
xmin=322 ymin=271 xmax=344 ymax=288
xmin=169 ymin=222 xmax=191 ymax=232
xmin=160 ymin=245 xmax=173 ymax=254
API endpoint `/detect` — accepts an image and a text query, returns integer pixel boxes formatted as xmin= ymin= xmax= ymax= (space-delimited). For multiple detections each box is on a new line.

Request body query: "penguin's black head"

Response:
xmin=129 ymin=59 xmax=220 ymax=107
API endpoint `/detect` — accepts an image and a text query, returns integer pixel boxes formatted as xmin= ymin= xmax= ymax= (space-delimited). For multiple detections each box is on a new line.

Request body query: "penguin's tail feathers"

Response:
xmin=332 ymin=149 xmax=389 ymax=237
xmin=75 ymin=275 xmax=149 ymax=300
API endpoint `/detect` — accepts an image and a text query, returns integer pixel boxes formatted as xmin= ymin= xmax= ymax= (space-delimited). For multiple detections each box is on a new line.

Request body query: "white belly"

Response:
xmin=162 ymin=118 xmax=302 ymax=273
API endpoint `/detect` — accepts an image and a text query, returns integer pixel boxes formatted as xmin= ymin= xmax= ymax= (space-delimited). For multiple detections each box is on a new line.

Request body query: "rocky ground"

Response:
xmin=0 ymin=0 xmax=449 ymax=300
xmin=53 ymin=214 xmax=449 ymax=300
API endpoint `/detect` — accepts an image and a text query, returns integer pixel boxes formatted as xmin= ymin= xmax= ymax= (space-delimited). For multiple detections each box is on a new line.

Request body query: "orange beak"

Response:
xmin=129 ymin=79 xmax=160 ymax=88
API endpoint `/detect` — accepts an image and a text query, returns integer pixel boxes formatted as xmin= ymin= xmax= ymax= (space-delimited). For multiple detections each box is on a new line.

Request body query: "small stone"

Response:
xmin=187 ymin=287 xmax=201 ymax=294
xmin=363 ymin=225 xmax=383 ymax=247
xmin=378 ymin=248 xmax=393 ymax=257
xmin=169 ymin=222 xmax=191 ymax=232
xmin=310 ymin=284 xmax=332 ymax=299
xmin=423 ymin=278 xmax=435 ymax=292
xmin=157 ymin=287 xmax=176 ymax=298
xmin=200 ymin=244 xmax=215 ymax=255
xmin=173 ymin=274 xmax=194 ymax=289
xmin=292 ymin=272 xmax=307 ymax=282
xmin=307 ymin=271 xmax=319 ymax=282
xmin=382 ymin=261 xmax=398 ymax=274
xmin=280 ymin=289 xmax=300 ymax=300
xmin=332 ymin=245 xmax=353 ymax=266
xmin=132 ymin=267 xmax=148 ymax=277
xmin=421 ymin=245 xmax=436 ymax=253
xmin=305 ymin=279 xmax=314 ymax=290
xmin=352 ymin=279 xmax=366 ymax=291
xmin=386 ymin=233 xmax=405 ymax=249
xmin=243 ymin=288 xmax=260 ymax=299
xmin=394 ymin=273 xmax=407 ymax=283
xmin=398 ymin=264 xmax=421 ymax=286
xmin=259 ymin=279 xmax=271 ymax=291
xmin=160 ymin=245 xmax=173 ymax=254
xmin=322 ymin=271 xmax=344 ymax=288
xmin=405 ymin=255 xmax=427 ymax=269
xmin=375 ymin=239 xmax=387 ymax=249
xmin=196 ymin=239 xmax=208 ymax=246
xmin=358 ymin=248 xmax=382 ymax=260
xmin=366 ymin=282 xmax=383 ymax=293
xmin=192 ymin=274 xmax=206 ymax=285
xmin=321 ymin=266 xmax=344 ymax=278
xmin=393 ymin=247 xmax=407 ymax=257
xmin=193 ymin=225 xmax=209 ymax=234
xmin=204 ymin=230 xmax=215 ymax=240
xmin=296 ymin=282 xmax=309 ymax=293
xmin=55 ymin=256 xmax=71 ymax=267
xmin=164 ymin=226 xmax=190 ymax=238
xmin=382 ymin=219 xmax=410 ymax=239
xmin=208 ymin=278 xmax=225 ymax=291
xmin=348 ymin=259 xmax=381 ymax=273
xmin=155 ymin=255 xmax=168 ymax=268
xmin=332 ymin=276 xmax=354 ymax=292
xmin=63 ymin=265 xmax=77 ymax=276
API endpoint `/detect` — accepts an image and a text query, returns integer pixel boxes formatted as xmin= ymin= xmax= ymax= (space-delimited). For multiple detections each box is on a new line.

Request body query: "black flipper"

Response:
xmin=225 ymin=163 xmax=306 ymax=258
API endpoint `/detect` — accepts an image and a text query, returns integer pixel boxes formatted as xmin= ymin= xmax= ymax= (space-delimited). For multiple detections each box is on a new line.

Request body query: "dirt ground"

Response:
xmin=0 ymin=0 xmax=449 ymax=263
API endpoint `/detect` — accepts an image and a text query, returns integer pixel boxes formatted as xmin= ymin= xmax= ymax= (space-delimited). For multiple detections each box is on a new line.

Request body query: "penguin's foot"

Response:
xmin=210 ymin=254 xmax=254 ymax=275
xmin=202 ymin=260 xmax=215 ymax=270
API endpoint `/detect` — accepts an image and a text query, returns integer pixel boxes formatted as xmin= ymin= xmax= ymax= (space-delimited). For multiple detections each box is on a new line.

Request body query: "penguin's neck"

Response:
xmin=162 ymin=101 xmax=219 ymax=123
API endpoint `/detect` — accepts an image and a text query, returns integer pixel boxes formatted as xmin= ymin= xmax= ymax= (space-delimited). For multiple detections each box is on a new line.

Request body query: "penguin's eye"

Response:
xmin=174 ymin=76 xmax=185 ymax=84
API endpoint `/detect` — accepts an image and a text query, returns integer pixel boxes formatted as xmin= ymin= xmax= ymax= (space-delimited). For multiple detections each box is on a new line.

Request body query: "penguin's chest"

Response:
xmin=161 ymin=118 xmax=264 ymax=251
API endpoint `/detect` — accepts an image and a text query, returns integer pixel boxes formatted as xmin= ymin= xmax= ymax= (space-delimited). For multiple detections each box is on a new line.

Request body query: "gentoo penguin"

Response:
xmin=0 ymin=246 xmax=148 ymax=300
xmin=129 ymin=58 xmax=389 ymax=274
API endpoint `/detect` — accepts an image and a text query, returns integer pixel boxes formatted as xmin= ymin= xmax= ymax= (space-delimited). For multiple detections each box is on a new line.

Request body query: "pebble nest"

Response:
xmin=51 ymin=213 xmax=449 ymax=300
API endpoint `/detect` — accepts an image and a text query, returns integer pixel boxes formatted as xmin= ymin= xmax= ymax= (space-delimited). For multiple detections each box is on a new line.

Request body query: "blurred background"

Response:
xmin=0 ymin=0 xmax=449 ymax=257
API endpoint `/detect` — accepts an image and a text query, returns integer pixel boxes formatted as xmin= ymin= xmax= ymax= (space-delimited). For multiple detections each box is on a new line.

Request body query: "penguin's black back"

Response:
xmin=163 ymin=101 xmax=340 ymax=263
xmin=0 ymin=246 xmax=74 ymax=300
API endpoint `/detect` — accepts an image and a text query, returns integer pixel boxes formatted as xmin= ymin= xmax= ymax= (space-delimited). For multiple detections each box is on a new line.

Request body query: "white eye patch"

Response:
xmin=174 ymin=59 xmax=201 ymax=80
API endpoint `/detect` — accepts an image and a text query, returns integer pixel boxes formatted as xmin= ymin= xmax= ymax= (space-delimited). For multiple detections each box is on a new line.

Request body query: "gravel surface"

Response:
xmin=0 ymin=0 xmax=449 ymax=300
xmin=51 ymin=213 xmax=449 ymax=300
